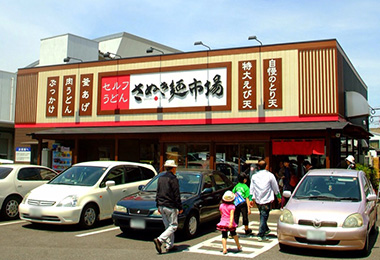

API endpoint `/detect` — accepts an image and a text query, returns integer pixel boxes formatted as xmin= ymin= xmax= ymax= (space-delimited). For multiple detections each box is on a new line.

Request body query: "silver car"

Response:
xmin=277 ymin=168 xmax=378 ymax=256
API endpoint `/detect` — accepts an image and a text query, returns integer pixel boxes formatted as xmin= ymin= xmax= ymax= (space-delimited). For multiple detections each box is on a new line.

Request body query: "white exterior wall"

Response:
xmin=39 ymin=34 xmax=99 ymax=67
xmin=0 ymin=70 xmax=16 ymax=123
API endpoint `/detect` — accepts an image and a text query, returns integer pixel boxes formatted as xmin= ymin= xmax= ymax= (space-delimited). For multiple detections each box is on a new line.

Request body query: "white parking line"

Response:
xmin=187 ymin=221 xmax=278 ymax=258
xmin=0 ymin=220 xmax=26 ymax=226
xmin=76 ymin=226 xmax=120 ymax=237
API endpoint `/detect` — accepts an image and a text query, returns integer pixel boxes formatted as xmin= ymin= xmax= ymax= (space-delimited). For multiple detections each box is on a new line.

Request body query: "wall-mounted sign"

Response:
xmin=46 ymin=76 xmax=59 ymax=117
xmin=62 ymin=75 xmax=76 ymax=117
xmin=79 ymin=74 xmax=93 ymax=116
xmin=263 ymin=58 xmax=282 ymax=109
xmin=15 ymin=147 xmax=31 ymax=162
xmin=98 ymin=64 xmax=230 ymax=114
xmin=238 ymin=60 xmax=257 ymax=110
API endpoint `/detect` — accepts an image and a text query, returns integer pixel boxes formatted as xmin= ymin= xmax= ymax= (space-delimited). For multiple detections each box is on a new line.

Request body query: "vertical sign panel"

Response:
xmin=62 ymin=75 xmax=76 ymax=117
xmin=238 ymin=60 xmax=257 ymax=110
xmin=46 ymin=76 xmax=59 ymax=117
xmin=79 ymin=74 xmax=93 ymax=116
xmin=263 ymin=58 xmax=282 ymax=109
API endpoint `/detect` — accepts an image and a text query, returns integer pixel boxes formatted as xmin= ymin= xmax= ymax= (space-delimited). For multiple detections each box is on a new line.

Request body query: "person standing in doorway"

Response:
xmin=153 ymin=160 xmax=183 ymax=254
xmin=250 ymin=160 xmax=282 ymax=241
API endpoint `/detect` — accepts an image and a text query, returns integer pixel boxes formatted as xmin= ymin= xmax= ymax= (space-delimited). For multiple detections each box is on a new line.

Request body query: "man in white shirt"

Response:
xmin=250 ymin=160 xmax=281 ymax=241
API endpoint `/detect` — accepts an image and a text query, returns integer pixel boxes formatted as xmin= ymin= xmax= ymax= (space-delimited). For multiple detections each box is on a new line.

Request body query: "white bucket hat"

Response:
xmin=345 ymin=155 xmax=355 ymax=164
xmin=164 ymin=159 xmax=177 ymax=168
xmin=222 ymin=190 xmax=235 ymax=202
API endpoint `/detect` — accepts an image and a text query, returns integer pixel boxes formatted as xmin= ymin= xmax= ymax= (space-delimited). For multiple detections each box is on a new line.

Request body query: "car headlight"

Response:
xmin=114 ymin=205 xmax=127 ymax=213
xmin=279 ymin=209 xmax=294 ymax=224
xmin=343 ymin=213 xmax=363 ymax=228
xmin=21 ymin=192 xmax=31 ymax=204
xmin=57 ymin=195 xmax=78 ymax=207
xmin=150 ymin=209 xmax=161 ymax=217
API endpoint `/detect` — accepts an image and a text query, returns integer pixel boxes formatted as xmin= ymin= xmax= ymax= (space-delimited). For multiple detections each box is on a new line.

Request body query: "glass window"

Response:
xmin=125 ymin=167 xmax=142 ymax=183
xmin=213 ymin=172 xmax=230 ymax=190
xmin=39 ymin=169 xmax=57 ymax=180
xmin=0 ymin=167 xmax=12 ymax=179
xmin=103 ymin=166 xmax=126 ymax=186
xmin=18 ymin=168 xmax=41 ymax=180
xmin=51 ymin=166 xmax=106 ymax=186
xmin=165 ymin=144 xmax=186 ymax=168
xmin=141 ymin=167 xmax=155 ymax=180
xmin=202 ymin=174 xmax=214 ymax=191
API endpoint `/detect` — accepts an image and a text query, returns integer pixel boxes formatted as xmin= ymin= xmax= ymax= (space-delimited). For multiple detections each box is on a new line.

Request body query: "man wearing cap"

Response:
xmin=345 ymin=155 xmax=356 ymax=169
xmin=153 ymin=160 xmax=183 ymax=254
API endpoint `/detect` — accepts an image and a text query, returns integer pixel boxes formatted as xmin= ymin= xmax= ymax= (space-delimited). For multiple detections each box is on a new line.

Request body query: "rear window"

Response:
xmin=0 ymin=167 xmax=12 ymax=179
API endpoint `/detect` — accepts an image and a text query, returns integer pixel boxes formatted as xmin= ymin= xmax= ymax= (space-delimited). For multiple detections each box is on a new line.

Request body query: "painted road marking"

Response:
xmin=76 ymin=226 xmax=120 ymax=237
xmin=187 ymin=220 xmax=278 ymax=258
xmin=0 ymin=220 xmax=26 ymax=226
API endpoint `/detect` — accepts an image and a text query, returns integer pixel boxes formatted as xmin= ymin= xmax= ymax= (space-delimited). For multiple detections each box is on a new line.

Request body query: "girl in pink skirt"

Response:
xmin=216 ymin=190 xmax=242 ymax=254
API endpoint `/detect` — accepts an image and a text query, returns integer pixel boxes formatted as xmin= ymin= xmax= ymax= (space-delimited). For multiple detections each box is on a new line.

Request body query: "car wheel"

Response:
xmin=120 ymin=227 xmax=129 ymax=233
xmin=1 ymin=196 xmax=22 ymax=220
xmin=183 ymin=212 xmax=198 ymax=238
xmin=79 ymin=204 xmax=98 ymax=229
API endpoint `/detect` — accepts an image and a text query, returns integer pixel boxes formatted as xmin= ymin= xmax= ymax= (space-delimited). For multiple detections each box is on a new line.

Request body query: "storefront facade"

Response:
xmin=14 ymin=39 xmax=370 ymax=173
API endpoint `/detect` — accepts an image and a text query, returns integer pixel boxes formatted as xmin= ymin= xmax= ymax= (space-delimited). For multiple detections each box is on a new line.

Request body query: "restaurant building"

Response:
xmin=14 ymin=34 xmax=371 ymax=173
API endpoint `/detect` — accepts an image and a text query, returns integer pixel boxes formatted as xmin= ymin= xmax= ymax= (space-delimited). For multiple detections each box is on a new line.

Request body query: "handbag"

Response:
xmin=234 ymin=191 xmax=245 ymax=206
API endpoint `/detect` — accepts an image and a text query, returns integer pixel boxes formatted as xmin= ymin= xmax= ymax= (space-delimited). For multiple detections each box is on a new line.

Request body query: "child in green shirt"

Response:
xmin=232 ymin=173 xmax=252 ymax=235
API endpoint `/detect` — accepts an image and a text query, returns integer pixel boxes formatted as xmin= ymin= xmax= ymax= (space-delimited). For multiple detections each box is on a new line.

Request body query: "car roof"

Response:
xmin=306 ymin=168 xmax=360 ymax=178
xmin=72 ymin=160 xmax=154 ymax=169
xmin=173 ymin=168 xmax=217 ymax=176
xmin=0 ymin=164 xmax=52 ymax=168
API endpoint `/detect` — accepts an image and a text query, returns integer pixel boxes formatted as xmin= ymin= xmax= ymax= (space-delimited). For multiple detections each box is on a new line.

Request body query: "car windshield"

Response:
xmin=143 ymin=172 xmax=201 ymax=194
xmin=49 ymin=166 xmax=106 ymax=186
xmin=293 ymin=175 xmax=361 ymax=201
xmin=0 ymin=167 xmax=12 ymax=179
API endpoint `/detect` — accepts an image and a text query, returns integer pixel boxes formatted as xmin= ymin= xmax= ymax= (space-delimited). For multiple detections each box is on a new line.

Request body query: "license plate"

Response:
xmin=29 ymin=207 xmax=42 ymax=218
xmin=130 ymin=219 xmax=145 ymax=229
xmin=307 ymin=230 xmax=326 ymax=241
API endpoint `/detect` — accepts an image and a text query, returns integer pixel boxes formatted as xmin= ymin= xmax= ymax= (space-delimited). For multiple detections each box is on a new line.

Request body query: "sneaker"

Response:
xmin=153 ymin=238 xmax=162 ymax=254
xmin=265 ymin=229 xmax=271 ymax=235
xmin=244 ymin=229 xmax=252 ymax=235
xmin=257 ymin=236 xmax=268 ymax=242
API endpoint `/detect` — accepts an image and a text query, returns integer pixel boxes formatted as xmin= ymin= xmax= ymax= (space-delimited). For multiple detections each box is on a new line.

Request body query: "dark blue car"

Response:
xmin=112 ymin=169 xmax=233 ymax=238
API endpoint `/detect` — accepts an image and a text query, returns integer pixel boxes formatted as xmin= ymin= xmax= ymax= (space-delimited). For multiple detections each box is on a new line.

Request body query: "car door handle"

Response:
xmin=122 ymin=189 xmax=127 ymax=192
xmin=17 ymin=185 xmax=22 ymax=188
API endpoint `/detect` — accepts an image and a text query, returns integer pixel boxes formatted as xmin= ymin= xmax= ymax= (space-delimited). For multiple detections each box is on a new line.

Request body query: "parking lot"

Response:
xmin=1 ymin=208 xmax=379 ymax=260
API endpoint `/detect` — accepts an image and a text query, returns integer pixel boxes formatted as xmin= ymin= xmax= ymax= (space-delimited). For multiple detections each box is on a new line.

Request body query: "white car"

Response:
xmin=19 ymin=161 xmax=157 ymax=228
xmin=0 ymin=164 xmax=57 ymax=220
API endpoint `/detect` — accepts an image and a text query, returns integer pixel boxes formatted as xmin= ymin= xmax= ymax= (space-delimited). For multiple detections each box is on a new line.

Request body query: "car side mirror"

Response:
xmin=202 ymin=187 xmax=213 ymax=194
xmin=138 ymin=185 xmax=145 ymax=191
xmin=366 ymin=194 xmax=377 ymax=202
xmin=283 ymin=190 xmax=292 ymax=198
xmin=105 ymin=180 xmax=115 ymax=188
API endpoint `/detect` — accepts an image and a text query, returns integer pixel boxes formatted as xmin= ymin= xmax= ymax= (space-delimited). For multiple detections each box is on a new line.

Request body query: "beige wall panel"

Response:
xmin=35 ymin=49 xmax=300 ymax=125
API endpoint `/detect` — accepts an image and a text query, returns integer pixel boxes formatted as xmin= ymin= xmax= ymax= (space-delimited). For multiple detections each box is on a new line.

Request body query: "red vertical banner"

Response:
xmin=238 ymin=60 xmax=256 ymax=110
xmin=79 ymin=74 xmax=93 ymax=116
xmin=46 ymin=76 xmax=59 ymax=117
xmin=263 ymin=58 xmax=282 ymax=109
xmin=62 ymin=75 xmax=76 ymax=117
xmin=100 ymin=75 xmax=131 ymax=111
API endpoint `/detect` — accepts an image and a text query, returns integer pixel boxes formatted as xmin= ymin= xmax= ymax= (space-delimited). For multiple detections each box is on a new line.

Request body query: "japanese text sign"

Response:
xmin=46 ymin=76 xmax=59 ymax=117
xmin=239 ymin=60 xmax=257 ymax=110
xmin=263 ymin=58 xmax=282 ymax=109
xmin=62 ymin=75 xmax=76 ymax=117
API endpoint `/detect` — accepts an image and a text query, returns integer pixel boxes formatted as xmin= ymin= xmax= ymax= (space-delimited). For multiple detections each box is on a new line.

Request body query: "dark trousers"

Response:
xmin=234 ymin=202 xmax=249 ymax=226
xmin=257 ymin=203 xmax=271 ymax=237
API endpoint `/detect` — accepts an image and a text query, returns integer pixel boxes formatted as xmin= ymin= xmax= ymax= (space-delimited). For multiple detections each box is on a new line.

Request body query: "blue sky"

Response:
xmin=1 ymin=0 xmax=379 ymax=123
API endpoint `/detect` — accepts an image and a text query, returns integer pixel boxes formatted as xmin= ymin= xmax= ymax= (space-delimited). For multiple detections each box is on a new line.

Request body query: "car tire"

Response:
xmin=79 ymin=204 xmax=98 ymax=229
xmin=183 ymin=212 xmax=199 ymax=238
xmin=120 ymin=227 xmax=129 ymax=233
xmin=1 ymin=195 xmax=22 ymax=220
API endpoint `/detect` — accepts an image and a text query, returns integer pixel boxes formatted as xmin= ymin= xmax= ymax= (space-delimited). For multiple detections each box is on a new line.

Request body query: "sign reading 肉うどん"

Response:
xmin=98 ymin=65 xmax=229 ymax=114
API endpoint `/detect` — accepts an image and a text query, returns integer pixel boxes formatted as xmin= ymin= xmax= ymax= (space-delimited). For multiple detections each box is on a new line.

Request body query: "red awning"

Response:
xmin=272 ymin=140 xmax=325 ymax=155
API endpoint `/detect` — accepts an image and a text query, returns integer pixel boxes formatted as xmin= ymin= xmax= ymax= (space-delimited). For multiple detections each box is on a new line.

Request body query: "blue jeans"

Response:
xmin=158 ymin=206 xmax=179 ymax=249
xmin=257 ymin=203 xmax=271 ymax=237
